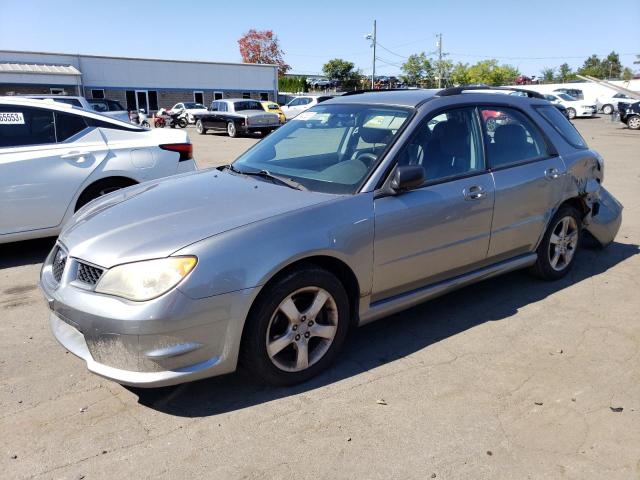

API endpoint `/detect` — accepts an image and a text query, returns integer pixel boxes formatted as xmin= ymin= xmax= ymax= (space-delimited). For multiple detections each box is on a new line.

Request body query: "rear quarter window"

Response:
xmin=535 ymin=105 xmax=588 ymax=149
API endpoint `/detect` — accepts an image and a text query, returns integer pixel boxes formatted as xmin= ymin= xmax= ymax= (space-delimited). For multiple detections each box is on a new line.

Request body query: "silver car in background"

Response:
xmin=40 ymin=88 xmax=622 ymax=388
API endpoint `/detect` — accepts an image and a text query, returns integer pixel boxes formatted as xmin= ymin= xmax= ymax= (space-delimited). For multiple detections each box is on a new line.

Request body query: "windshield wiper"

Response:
xmin=225 ymin=165 xmax=307 ymax=191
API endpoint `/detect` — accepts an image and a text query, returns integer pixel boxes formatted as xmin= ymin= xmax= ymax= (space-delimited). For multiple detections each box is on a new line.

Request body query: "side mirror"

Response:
xmin=390 ymin=165 xmax=424 ymax=192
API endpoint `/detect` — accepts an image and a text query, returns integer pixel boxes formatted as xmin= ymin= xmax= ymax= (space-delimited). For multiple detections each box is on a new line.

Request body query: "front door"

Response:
xmin=135 ymin=90 xmax=149 ymax=112
xmin=477 ymin=106 xmax=566 ymax=260
xmin=372 ymin=106 xmax=495 ymax=301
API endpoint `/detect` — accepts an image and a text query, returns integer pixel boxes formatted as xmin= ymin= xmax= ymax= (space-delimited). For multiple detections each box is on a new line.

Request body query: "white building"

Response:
xmin=0 ymin=50 xmax=279 ymax=111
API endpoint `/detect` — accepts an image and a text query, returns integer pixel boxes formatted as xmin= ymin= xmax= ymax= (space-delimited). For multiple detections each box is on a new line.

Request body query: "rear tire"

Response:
xmin=530 ymin=205 xmax=582 ymax=280
xmin=177 ymin=118 xmax=188 ymax=129
xmin=602 ymin=104 xmax=614 ymax=115
xmin=240 ymin=267 xmax=350 ymax=386
xmin=75 ymin=178 xmax=137 ymax=212
xmin=141 ymin=121 xmax=150 ymax=128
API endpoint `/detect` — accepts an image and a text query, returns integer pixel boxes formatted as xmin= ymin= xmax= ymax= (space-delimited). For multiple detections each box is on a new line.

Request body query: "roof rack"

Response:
xmin=436 ymin=85 xmax=546 ymax=99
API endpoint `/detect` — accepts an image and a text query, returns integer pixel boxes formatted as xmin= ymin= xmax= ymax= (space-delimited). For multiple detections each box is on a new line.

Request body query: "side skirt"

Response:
xmin=359 ymin=253 xmax=537 ymax=325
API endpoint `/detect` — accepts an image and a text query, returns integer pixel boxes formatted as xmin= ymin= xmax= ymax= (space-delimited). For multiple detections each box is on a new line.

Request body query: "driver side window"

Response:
xmin=396 ymin=107 xmax=485 ymax=184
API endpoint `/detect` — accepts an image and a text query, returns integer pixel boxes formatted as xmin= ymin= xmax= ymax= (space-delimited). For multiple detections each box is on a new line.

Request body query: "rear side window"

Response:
xmin=535 ymin=105 xmax=588 ymax=149
xmin=55 ymin=112 xmax=88 ymax=141
xmin=0 ymin=106 xmax=55 ymax=148
xmin=479 ymin=107 xmax=550 ymax=168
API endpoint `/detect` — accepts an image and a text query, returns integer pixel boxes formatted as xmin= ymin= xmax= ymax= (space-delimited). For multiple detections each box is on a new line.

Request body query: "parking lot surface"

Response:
xmin=1 ymin=118 xmax=639 ymax=479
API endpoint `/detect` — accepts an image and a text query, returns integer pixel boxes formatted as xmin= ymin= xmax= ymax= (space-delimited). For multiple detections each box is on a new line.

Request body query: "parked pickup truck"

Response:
xmin=193 ymin=99 xmax=281 ymax=137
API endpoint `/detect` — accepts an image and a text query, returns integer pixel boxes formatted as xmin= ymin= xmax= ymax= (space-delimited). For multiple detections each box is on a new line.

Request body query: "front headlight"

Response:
xmin=95 ymin=256 xmax=197 ymax=301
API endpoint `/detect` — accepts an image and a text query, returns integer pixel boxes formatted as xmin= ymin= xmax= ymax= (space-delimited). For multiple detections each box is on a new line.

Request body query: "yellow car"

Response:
xmin=261 ymin=101 xmax=286 ymax=124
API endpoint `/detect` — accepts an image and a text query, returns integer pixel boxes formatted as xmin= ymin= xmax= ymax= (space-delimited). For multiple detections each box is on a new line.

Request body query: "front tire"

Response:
xmin=141 ymin=121 xmax=150 ymax=128
xmin=602 ymin=104 xmax=614 ymax=115
xmin=567 ymin=107 xmax=576 ymax=120
xmin=196 ymin=119 xmax=207 ymax=135
xmin=227 ymin=121 xmax=238 ymax=138
xmin=627 ymin=115 xmax=640 ymax=130
xmin=177 ymin=118 xmax=188 ymax=129
xmin=241 ymin=267 xmax=350 ymax=386
xmin=530 ymin=205 xmax=582 ymax=280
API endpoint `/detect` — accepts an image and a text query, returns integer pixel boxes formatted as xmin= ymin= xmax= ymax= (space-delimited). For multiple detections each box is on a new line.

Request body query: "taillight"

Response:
xmin=159 ymin=143 xmax=193 ymax=161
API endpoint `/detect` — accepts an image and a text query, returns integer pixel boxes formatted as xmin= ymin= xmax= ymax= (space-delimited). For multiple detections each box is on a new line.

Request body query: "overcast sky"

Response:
xmin=1 ymin=0 xmax=638 ymax=77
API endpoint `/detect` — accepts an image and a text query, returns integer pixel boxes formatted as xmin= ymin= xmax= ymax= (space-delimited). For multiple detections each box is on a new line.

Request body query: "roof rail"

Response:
xmin=436 ymin=85 xmax=546 ymax=99
xmin=340 ymin=88 xmax=418 ymax=97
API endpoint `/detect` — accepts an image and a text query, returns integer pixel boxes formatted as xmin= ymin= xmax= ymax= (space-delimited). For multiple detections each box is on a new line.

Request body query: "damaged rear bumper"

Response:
xmin=585 ymin=187 xmax=623 ymax=247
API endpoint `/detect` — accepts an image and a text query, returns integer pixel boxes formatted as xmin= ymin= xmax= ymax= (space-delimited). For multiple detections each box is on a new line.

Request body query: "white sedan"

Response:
xmin=281 ymin=95 xmax=333 ymax=120
xmin=0 ymin=97 xmax=197 ymax=244
xmin=543 ymin=93 xmax=596 ymax=119
xmin=596 ymin=92 xmax=635 ymax=114
xmin=170 ymin=102 xmax=209 ymax=124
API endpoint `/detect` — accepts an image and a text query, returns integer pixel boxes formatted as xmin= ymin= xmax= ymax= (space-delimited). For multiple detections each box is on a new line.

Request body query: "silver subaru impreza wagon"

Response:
xmin=40 ymin=87 xmax=622 ymax=387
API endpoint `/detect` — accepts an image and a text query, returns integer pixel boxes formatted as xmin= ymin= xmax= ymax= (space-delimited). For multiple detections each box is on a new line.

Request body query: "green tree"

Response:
xmin=450 ymin=62 xmax=470 ymax=86
xmin=400 ymin=53 xmax=434 ymax=87
xmin=622 ymin=67 xmax=633 ymax=81
xmin=577 ymin=54 xmax=604 ymax=78
xmin=555 ymin=63 xmax=575 ymax=83
xmin=601 ymin=51 xmax=622 ymax=78
xmin=493 ymin=64 xmax=520 ymax=85
xmin=540 ymin=67 xmax=555 ymax=83
xmin=434 ymin=58 xmax=454 ymax=87
xmin=322 ymin=59 xmax=360 ymax=90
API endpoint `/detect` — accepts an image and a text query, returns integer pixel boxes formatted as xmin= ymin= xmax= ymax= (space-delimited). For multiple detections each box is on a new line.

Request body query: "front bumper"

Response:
xmin=40 ymin=247 xmax=257 ymax=387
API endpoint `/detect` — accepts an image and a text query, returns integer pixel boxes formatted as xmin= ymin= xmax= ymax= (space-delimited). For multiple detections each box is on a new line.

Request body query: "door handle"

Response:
xmin=545 ymin=168 xmax=560 ymax=180
xmin=60 ymin=150 xmax=91 ymax=162
xmin=463 ymin=185 xmax=486 ymax=201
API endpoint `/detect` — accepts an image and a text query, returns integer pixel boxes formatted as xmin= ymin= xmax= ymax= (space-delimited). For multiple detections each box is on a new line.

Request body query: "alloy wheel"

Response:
xmin=628 ymin=116 xmax=640 ymax=130
xmin=228 ymin=122 xmax=236 ymax=137
xmin=265 ymin=287 xmax=338 ymax=372
xmin=548 ymin=216 xmax=579 ymax=271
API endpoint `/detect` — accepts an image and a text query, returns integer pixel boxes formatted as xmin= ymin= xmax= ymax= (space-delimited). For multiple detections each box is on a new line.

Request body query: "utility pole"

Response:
xmin=371 ymin=20 xmax=377 ymax=89
xmin=436 ymin=33 xmax=443 ymax=88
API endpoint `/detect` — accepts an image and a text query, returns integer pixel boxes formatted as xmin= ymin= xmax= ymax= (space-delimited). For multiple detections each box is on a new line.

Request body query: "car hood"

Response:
xmin=59 ymin=169 xmax=337 ymax=268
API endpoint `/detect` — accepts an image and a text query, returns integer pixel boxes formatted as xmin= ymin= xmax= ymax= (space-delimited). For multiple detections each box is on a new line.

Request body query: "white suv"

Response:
xmin=0 ymin=97 xmax=197 ymax=244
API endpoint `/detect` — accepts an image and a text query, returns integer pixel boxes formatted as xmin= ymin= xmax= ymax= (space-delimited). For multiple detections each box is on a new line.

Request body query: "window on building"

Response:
xmin=214 ymin=91 xmax=223 ymax=100
xmin=242 ymin=92 xmax=251 ymax=99
xmin=260 ymin=92 xmax=269 ymax=101
xmin=193 ymin=91 xmax=204 ymax=104
xmin=50 ymin=88 xmax=66 ymax=95
xmin=148 ymin=91 xmax=159 ymax=111
xmin=55 ymin=112 xmax=88 ymax=142
xmin=0 ymin=106 xmax=55 ymax=148
xmin=91 ymin=89 xmax=105 ymax=99
xmin=125 ymin=90 xmax=136 ymax=111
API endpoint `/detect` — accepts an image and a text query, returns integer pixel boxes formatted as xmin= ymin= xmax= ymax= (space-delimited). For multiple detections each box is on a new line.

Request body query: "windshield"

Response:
xmin=557 ymin=93 xmax=576 ymax=101
xmin=234 ymin=101 xmax=263 ymax=111
xmin=232 ymin=104 xmax=411 ymax=194
xmin=183 ymin=102 xmax=205 ymax=109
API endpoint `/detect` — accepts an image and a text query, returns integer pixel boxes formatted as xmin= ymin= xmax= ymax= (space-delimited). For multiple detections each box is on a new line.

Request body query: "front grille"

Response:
xmin=52 ymin=248 xmax=67 ymax=283
xmin=77 ymin=262 xmax=104 ymax=285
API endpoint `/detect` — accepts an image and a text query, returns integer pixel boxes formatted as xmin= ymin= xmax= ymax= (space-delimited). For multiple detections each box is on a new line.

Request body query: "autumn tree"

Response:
xmin=238 ymin=29 xmax=290 ymax=75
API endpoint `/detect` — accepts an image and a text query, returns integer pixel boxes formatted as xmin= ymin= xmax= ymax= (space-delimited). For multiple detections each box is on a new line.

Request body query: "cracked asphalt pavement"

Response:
xmin=1 ymin=118 xmax=639 ymax=479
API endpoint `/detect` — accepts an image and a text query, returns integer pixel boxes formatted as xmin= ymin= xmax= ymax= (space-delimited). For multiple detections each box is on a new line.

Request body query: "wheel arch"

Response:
xmin=74 ymin=175 xmax=139 ymax=212
xmin=248 ymin=254 xmax=362 ymax=331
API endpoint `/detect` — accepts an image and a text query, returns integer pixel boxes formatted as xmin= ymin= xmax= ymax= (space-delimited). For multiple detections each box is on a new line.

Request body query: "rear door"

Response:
xmin=479 ymin=106 xmax=566 ymax=260
xmin=0 ymin=106 xmax=107 ymax=234
xmin=372 ymin=106 xmax=495 ymax=300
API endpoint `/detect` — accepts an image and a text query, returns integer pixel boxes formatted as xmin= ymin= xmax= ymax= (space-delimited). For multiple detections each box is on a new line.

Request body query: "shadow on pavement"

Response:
xmin=132 ymin=241 xmax=638 ymax=417
xmin=0 ymin=237 xmax=56 ymax=269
